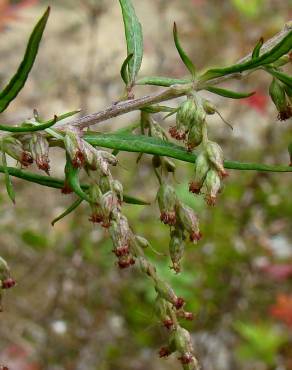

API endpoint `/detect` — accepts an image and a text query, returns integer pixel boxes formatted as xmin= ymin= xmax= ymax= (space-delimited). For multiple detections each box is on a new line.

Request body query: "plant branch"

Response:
xmin=56 ymin=22 xmax=291 ymax=130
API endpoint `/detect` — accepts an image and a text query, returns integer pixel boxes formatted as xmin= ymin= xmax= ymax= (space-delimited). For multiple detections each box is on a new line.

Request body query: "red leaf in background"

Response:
xmin=0 ymin=0 xmax=39 ymax=30
xmin=0 ymin=345 xmax=40 ymax=370
xmin=270 ymin=294 xmax=292 ymax=328
xmin=241 ymin=91 xmax=268 ymax=114
xmin=261 ymin=263 xmax=292 ymax=281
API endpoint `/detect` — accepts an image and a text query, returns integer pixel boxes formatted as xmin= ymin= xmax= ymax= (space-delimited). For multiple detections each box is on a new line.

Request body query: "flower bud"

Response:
xmin=135 ymin=235 xmax=151 ymax=249
xmin=159 ymin=346 xmax=172 ymax=358
xmin=169 ymin=229 xmax=185 ymax=273
xmin=171 ymin=326 xmax=193 ymax=354
xmin=169 ymin=98 xmax=197 ymax=140
xmin=205 ymin=141 xmax=228 ymax=178
xmin=88 ymin=184 xmax=103 ymax=223
xmin=0 ymin=257 xmax=15 ymax=290
xmin=109 ymin=215 xmax=131 ymax=256
xmin=269 ymin=78 xmax=292 ymax=121
xmin=203 ymin=99 xmax=216 ymax=115
xmin=189 ymin=152 xmax=210 ymax=194
xmin=155 ymin=278 xmax=184 ymax=309
xmin=29 ymin=133 xmax=50 ymax=174
xmin=157 ymin=184 xmax=177 ymax=226
xmin=187 ymin=123 xmax=203 ymax=151
xmin=100 ymin=191 xmax=120 ymax=227
xmin=137 ymin=256 xmax=156 ymax=276
xmin=2 ymin=137 xmax=33 ymax=167
xmin=117 ymin=255 xmax=135 ymax=269
xmin=0 ymin=257 xmax=10 ymax=282
xmin=154 ymin=296 xmax=173 ymax=329
xmin=98 ymin=174 xmax=111 ymax=193
xmin=176 ymin=203 xmax=202 ymax=243
xmin=150 ymin=119 xmax=168 ymax=141
xmin=112 ymin=180 xmax=123 ymax=203
xmin=1 ymin=278 xmax=16 ymax=290
xmin=64 ymin=130 xmax=85 ymax=168
xmin=204 ymin=168 xmax=221 ymax=206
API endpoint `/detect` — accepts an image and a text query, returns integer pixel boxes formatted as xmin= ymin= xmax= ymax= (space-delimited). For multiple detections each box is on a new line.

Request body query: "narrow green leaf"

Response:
xmin=120 ymin=53 xmax=133 ymax=85
xmin=140 ymin=105 xmax=177 ymax=113
xmin=0 ymin=165 xmax=149 ymax=205
xmin=84 ymin=133 xmax=292 ymax=172
xmin=252 ymin=37 xmax=264 ymax=59
xmin=51 ymin=198 xmax=83 ymax=226
xmin=136 ymin=76 xmax=191 ymax=87
xmin=0 ymin=109 xmax=80 ymax=133
xmin=200 ymin=30 xmax=292 ymax=82
xmin=173 ymin=22 xmax=196 ymax=77
xmin=119 ymin=0 xmax=143 ymax=84
xmin=205 ymin=86 xmax=255 ymax=99
xmin=0 ymin=7 xmax=50 ymax=113
xmin=265 ymin=67 xmax=292 ymax=89
xmin=1 ymin=147 xmax=15 ymax=203
xmin=65 ymin=156 xmax=90 ymax=203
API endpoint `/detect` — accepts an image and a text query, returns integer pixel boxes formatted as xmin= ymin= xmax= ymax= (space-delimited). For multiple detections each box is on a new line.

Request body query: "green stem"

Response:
xmin=84 ymin=133 xmax=292 ymax=173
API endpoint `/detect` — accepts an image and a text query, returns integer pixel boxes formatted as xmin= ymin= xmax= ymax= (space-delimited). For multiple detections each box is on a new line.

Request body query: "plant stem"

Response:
xmin=55 ymin=23 xmax=292 ymax=130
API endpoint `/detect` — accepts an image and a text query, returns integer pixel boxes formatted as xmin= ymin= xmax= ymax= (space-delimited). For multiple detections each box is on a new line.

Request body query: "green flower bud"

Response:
xmin=109 ymin=216 xmax=131 ymax=257
xmin=29 ymin=133 xmax=50 ymax=174
xmin=137 ymin=256 xmax=156 ymax=276
xmin=176 ymin=203 xmax=202 ymax=243
xmin=170 ymin=327 xmax=196 ymax=366
xmin=98 ymin=174 xmax=111 ymax=193
xmin=205 ymin=141 xmax=228 ymax=178
xmin=189 ymin=152 xmax=210 ymax=194
xmin=157 ymin=184 xmax=177 ymax=226
xmin=88 ymin=184 xmax=103 ymax=223
xmin=269 ymin=78 xmax=292 ymax=121
xmin=169 ymin=229 xmax=185 ymax=273
xmin=2 ymin=137 xmax=33 ymax=167
xmin=155 ymin=278 xmax=180 ymax=307
xmin=169 ymin=98 xmax=197 ymax=141
xmin=203 ymin=99 xmax=216 ymax=115
xmin=187 ymin=123 xmax=203 ymax=151
xmin=154 ymin=296 xmax=173 ymax=328
xmin=204 ymin=168 xmax=221 ymax=206
xmin=64 ymin=130 xmax=85 ymax=168
xmin=135 ymin=235 xmax=151 ymax=249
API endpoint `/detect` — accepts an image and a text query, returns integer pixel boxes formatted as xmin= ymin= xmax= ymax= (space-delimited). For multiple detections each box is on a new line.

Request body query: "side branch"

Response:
xmin=57 ymin=22 xmax=291 ymax=130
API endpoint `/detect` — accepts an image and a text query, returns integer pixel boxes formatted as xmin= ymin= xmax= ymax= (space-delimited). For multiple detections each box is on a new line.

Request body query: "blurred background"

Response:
xmin=0 ymin=0 xmax=292 ymax=369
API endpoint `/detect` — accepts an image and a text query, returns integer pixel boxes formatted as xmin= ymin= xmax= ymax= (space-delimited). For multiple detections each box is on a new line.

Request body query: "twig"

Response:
xmin=56 ymin=22 xmax=292 ymax=130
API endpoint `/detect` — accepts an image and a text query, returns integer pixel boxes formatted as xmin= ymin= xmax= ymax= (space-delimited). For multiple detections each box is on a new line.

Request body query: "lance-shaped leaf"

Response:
xmin=265 ymin=67 xmax=292 ymax=89
xmin=252 ymin=37 xmax=264 ymax=59
xmin=205 ymin=86 xmax=255 ymax=99
xmin=136 ymin=76 xmax=191 ymax=87
xmin=173 ymin=22 xmax=196 ymax=77
xmin=0 ymin=7 xmax=50 ymax=113
xmin=120 ymin=53 xmax=133 ymax=85
xmin=119 ymin=0 xmax=143 ymax=85
xmin=0 ymin=109 xmax=80 ymax=133
xmin=199 ymin=30 xmax=292 ymax=82
xmin=51 ymin=198 xmax=83 ymax=226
